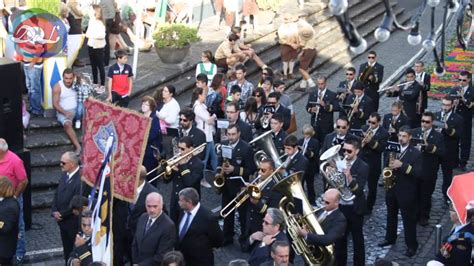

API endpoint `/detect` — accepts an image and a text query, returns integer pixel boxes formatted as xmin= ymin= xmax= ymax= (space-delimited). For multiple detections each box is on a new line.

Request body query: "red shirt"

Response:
xmin=0 ymin=150 xmax=27 ymax=189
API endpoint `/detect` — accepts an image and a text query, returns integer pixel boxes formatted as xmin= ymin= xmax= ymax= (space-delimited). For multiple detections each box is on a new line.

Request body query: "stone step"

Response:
xmin=31 ymin=145 xmax=74 ymax=168
xmin=25 ymin=130 xmax=83 ymax=150
xmin=31 ymin=167 xmax=63 ymax=189
xmin=32 ymin=188 xmax=55 ymax=209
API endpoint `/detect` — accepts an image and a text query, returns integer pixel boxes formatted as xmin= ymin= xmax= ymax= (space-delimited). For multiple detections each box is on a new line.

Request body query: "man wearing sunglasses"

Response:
xmin=378 ymin=126 xmax=422 ymax=258
xmin=434 ymin=97 xmax=463 ymax=203
xmin=267 ymin=92 xmax=291 ymax=131
xmin=321 ymin=117 xmax=357 ymax=155
xmin=178 ymin=108 xmax=206 ymax=159
xmin=358 ymin=51 xmax=384 ymax=111
xmin=164 ymin=136 xmax=204 ymax=224
xmin=343 ymin=81 xmax=375 ymax=130
xmin=359 ymin=113 xmax=389 ymax=213
xmin=411 ymin=112 xmax=444 ymax=226
xmin=306 ymin=76 xmax=339 ymax=144
xmin=382 ymin=101 xmax=409 ymax=142
xmin=334 ymin=138 xmax=368 ymax=266
xmin=386 ymin=68 xmax=422 ymax=129
xmin=336 ymin=67 xmax=357 ymax=103
xmin=452 ymin=71 xmax=473 ymax=171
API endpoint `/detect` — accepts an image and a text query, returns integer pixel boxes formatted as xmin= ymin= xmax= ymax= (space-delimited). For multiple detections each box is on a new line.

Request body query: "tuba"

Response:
xmin=273 ymin=172 xmax=335 ymax=265
xmin=319 ymin=145 xmax=356 ymax=201
xmin=250 ymin=130 xmax=285 ymax=167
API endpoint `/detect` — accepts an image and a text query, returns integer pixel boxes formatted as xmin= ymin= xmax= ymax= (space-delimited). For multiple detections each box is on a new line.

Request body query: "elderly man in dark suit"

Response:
xmin=378 ymin=126 xmax=422 ymax=257
xmin=176 ymin=187 xmax=223 ymax=265
xmin=132 ymin=192 xmax=176 ymax=265
xmin=261 ymin=241 xmax=292 ymax=266
xmin=0 ymin=176 xmax=20 ymax=265
xmin=51 ymin=151 xmax=88 ymax=263
xmin=297 ymin=189 xmax=346 ymax=258
xmin=359 ymin=50 xmax=384 ymax=111
xmin=248 ymin=208 xmax=289 ymax=266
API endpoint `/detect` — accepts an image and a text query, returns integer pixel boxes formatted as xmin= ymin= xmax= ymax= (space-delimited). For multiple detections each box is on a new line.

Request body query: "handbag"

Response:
xmin=286 ymin=113 xmax=297 ymax=134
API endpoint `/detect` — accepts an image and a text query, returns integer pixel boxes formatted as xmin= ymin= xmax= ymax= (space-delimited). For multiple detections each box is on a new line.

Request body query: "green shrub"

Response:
xmin=153 ymin=24 xmax=201 ymax=49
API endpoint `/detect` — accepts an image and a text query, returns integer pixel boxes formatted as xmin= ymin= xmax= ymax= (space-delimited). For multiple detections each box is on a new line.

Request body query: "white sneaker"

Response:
xmin=300 ymin=79 xmax=308 ymax=88
xmin=75 ymin=120 xmax=81 ymax=129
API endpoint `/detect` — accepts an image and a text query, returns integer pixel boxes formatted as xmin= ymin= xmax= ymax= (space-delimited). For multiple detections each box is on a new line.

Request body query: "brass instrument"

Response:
xmin=260 ymin=113 xmax=270 ymax=129
xmin=273 ymin=172 xmax=335 ymax=265
xmin=219 ymin=162 xmax=285 ymax=218
xmin=377 ymin=81 xmax=415 ymax=93
xmin=214 ymin=144 xmax=227 ymax=194
xmin=319 ymin=145 xmax=355 ymax=201
xmin=454 ymin=89 xmax=466 ymax=113
xmin=361 ymin=127 xmax=374 ymax=148
xmin=382 ymin=152 xmax=396 ymax=190
xmin=148 ymin=143 xmax=207 ymax=183
xmin=250 ymin=130 xmax=285 ymax=167
xmin=415 ymin=73 xmax=424 ymax=114
xmin=346 ymin=96 xmax=360 ymax=122
xmin=359 ymin=65 xmax=374 ymax=83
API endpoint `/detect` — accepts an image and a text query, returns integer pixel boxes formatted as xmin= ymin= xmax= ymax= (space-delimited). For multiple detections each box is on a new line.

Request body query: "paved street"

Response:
xmin=23 ymin=0 xmax=473 ymax=265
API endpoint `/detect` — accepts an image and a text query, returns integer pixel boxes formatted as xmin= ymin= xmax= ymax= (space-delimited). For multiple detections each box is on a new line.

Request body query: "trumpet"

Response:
xmin=346 ymin=96 xmax=360 ymax=122
xmin=361 ymin=127 xmax=374 ymax=148
xmin=147 ymin=143 xmax=206 ymax=183
xmin=377 ymin=81 xmax=414 ymax=93
xmin=220 ymin=163 xmax=285 ymax=218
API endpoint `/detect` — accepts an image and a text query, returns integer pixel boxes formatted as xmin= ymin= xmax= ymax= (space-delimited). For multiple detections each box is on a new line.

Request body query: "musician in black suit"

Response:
xmin=271 ymin=114 xmax=288 ymax=156
xmin=0 ymin=177 xmax=19 ymax=265
xmin=261 ymin=241 xmax=292 ymax=266
xmin=435 ymin=97 xmax=464 ymax=202
xmin=452 ymin=71 xmax=473 ymax=171
xmin=333 ymin=139 xmax=368 ymax=266
xmin=218 ymin=124 xmax=256 ymax=247
xmin=298 ymin=124 xmax=320 ymax=204
xmin=321 ymin=117 xmax=357 ymax=154
xmin=412 ymin=112 xmax=445 ymax=226
xmin=164 ymin=136 xmax=204 ymax=224
xmin=226 ymin=102 xmax=253 ymax=143
xmin=176 ymin=188 xmax=223 ymax=265
xmin=386 ymin=68 xmax=422 ymax=128
xmin=179 ymin=108 xmax=206 ymax=159
xmin=343 ymin=81 xmax=375 ymax=129
xmin=413 ymin=61 xmax=431 ymax=125
xmin=306 ymin=76 xmax=340 ymax=143
xmin=382 ymin=101 xmax=410 ymax=142
xmin=297 ymin=189 xmax=346 ymax=249
xmin=283 ymin=135 xmax=308 ymax=176
xmin=360 ymin=113 xmax=389 ymax=212
xmin=267 ymin=92 xmax=291 ymax=131
xmin=51 ymin=152 xmax=89 ymax=263
xmin=244 ymin=159 xmax=283 ymax=248
xmin=132 ymin=192 xmax=176 ymax=265
xmin=430 ymin=204 xmax=474 ymax=266
xmin=358 ymin=51 xmax=384 ymax=111
xmin=378 ymin=126 xmax=422 ymax=257
xmin=336 ymin=67 xmax=357 ymax=104
xmin=248 ymin=208 xmax=289 ymax=266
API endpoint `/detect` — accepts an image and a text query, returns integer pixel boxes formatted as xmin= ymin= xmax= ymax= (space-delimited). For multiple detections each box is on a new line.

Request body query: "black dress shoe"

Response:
xmin=405 ymin=248 xmax=416 ymax=257
xmin=419 ymin=218 xmax=429 ymax=226
xmin=378 ymin=240 xmax=395 ymax=247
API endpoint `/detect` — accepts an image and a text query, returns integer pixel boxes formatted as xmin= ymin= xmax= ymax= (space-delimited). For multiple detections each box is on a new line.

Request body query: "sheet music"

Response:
xmin=229 ymin=176 xmax=246 ymax=186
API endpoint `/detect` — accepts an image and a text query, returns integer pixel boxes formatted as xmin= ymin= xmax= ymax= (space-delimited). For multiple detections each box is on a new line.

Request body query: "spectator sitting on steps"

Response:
xmin=53 ymin=68 xmax=82 ymax=155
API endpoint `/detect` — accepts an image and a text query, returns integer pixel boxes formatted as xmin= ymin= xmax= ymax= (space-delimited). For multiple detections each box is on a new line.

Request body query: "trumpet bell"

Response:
xmin=248 ymin=185 xmax=261 ymax=200
xmin=320 ymin=145 xmax=342 ymax=161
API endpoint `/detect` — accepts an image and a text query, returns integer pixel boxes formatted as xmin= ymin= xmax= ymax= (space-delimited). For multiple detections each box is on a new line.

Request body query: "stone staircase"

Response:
xmin=27 ymin=0 xmax=410 ymax=210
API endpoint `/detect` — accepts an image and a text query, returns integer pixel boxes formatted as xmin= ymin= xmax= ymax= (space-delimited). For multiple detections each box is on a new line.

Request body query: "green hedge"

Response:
xmin=153 ymin=24 xmax=201 ymax=49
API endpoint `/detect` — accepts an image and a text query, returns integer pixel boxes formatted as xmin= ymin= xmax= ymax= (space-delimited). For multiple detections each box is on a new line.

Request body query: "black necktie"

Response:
xmin=145 ymin=218 xmax=153 ymax=232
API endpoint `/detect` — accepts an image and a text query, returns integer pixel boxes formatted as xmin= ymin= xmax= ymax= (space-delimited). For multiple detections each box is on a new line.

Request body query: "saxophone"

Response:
xmin=382 ymin=152 xmax=396 ymax=190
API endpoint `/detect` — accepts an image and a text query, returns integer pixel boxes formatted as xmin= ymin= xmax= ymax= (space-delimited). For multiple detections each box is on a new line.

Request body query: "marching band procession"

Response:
xmin=0 ymin=1 xmax=473 ymax=266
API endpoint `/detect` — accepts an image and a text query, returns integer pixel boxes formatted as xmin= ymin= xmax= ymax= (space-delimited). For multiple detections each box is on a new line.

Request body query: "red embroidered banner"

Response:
xmin=81 ymin=98 xmax=151 ymax=202
xmin=448 ymin=172 xmax=474 ymax=225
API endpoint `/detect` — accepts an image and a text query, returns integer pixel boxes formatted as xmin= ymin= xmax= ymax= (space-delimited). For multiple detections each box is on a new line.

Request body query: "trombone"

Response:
xmin=220 ymin=163 xmax=285 ymax=218
xmin=147 ymin=143 xmax=206 ymax=183
xmin=377 ymin=81 xmax=414 ymax=93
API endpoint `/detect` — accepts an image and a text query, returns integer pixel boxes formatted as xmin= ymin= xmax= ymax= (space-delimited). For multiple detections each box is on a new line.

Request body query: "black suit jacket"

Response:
xmin=128 ymin=182 xmax=159 ymax=234
xmin=451 ymin=86 xmax=474 ymax=117
xmin=306 ymin=89 xmax=339 ymax=132
xmin=51 ymin=170 xmax=88 ymax=230
xmin=434 ymin=111 xmax=463 ymax=142
xmin=307 ymin=209 xmax=346 ymax=246
xmin=298 ymin=137 xmax=320 ymax=164
xmin=386 ymin=81 xmax=422 ymax=119
xmin=273 ymin=130 xmax=288 ymax=156
xmin=346 ymin=158 xmax=369 ymax=215
xmin=275 ymin=105 xmax=291 ymax=131
xmin=285 ymin=151 xmax=308 ymax=175
xmin=358 ymin=62 xmax=384 ymax=85
xmin=167 ymin=156 xmax=204 ymax=197
xmin=360 ymin=126 xmax=389 ymax=170
xmin=388 ymin=145 xmax=422 ymax=208
xmin=132 ymin=213 xmax=177 ymax=265
xmin=343 ymin=94 xmax=375 ymax=129
xmin=382 ymin=113 xmax=409 ymax=141
xmin=411 ymin=128 xmax=445 ymax=179
xmin=181 ymin=126 xmax=207 ymax=160
xmin=237 ymin=119 xmax=254 ymax=143
xmin=176 ymin=206 xmax=224 ymax=266
xmin=0 ymin=197 xmax=19 ymax=259
xmin=416 ymin=71 xmax=431 ymax=111
xmin=321 ymin=132 xmax=358 ymax=155
xmin=248 ymin=230 xmax=288 ymax=266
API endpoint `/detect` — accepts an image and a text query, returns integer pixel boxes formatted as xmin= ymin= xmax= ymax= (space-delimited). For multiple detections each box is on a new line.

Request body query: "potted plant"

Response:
xmin=152 ymin=23 xmax=201 ymax=64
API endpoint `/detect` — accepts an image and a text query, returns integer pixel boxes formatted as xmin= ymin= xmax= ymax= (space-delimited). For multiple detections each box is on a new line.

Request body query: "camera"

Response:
xmin=263 ymin=105 xmax=276 ymax=114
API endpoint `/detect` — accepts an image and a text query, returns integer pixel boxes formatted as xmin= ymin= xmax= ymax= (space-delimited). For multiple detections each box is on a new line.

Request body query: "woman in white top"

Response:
xmin=195 ymin=50 xmax=217 ymax=85
xmin=191 ymin=87 xmax=218 ymax=175
xmin=85 ymin=5 xmax=106 ymax=85
xmin=156 ymin=85 xmax=181 ymax=158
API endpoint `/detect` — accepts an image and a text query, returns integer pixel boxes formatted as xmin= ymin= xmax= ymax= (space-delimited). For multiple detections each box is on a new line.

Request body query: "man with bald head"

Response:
xmin=132 ymin=192 xmax=176 ymax=265
xmin=297 ymin=189 xmax=347 ymax=251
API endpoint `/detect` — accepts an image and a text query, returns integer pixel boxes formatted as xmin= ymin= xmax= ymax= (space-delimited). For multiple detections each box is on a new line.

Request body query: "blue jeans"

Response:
xmin=23 ymin=65 xmax=43 ymax=115
xmin=75 ymin=102 xmax=84 ymax=120
xmin=16 ymin=194 xmax=26 ymax=258
xmin=203 ymin=141 xmax=218 ymax=174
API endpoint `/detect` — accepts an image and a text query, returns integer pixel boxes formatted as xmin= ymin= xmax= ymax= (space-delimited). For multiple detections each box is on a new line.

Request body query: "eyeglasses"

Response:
xmin=421 ymin=120 xmax=432 ymax=124
xmin=343 ymin=149 xmax=353 ymax=154
xmin=459 ymin=79 xmax=468 ymax=82
xmin=346 ymin=73 xmax=354 ymax=76
xmin=368 ymin=56 xmax=375 ymax=59
xmin=368 ymin=121 xmax=377 ymax=125
xmin=336 ymin=125 xmax=347 ymax=129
